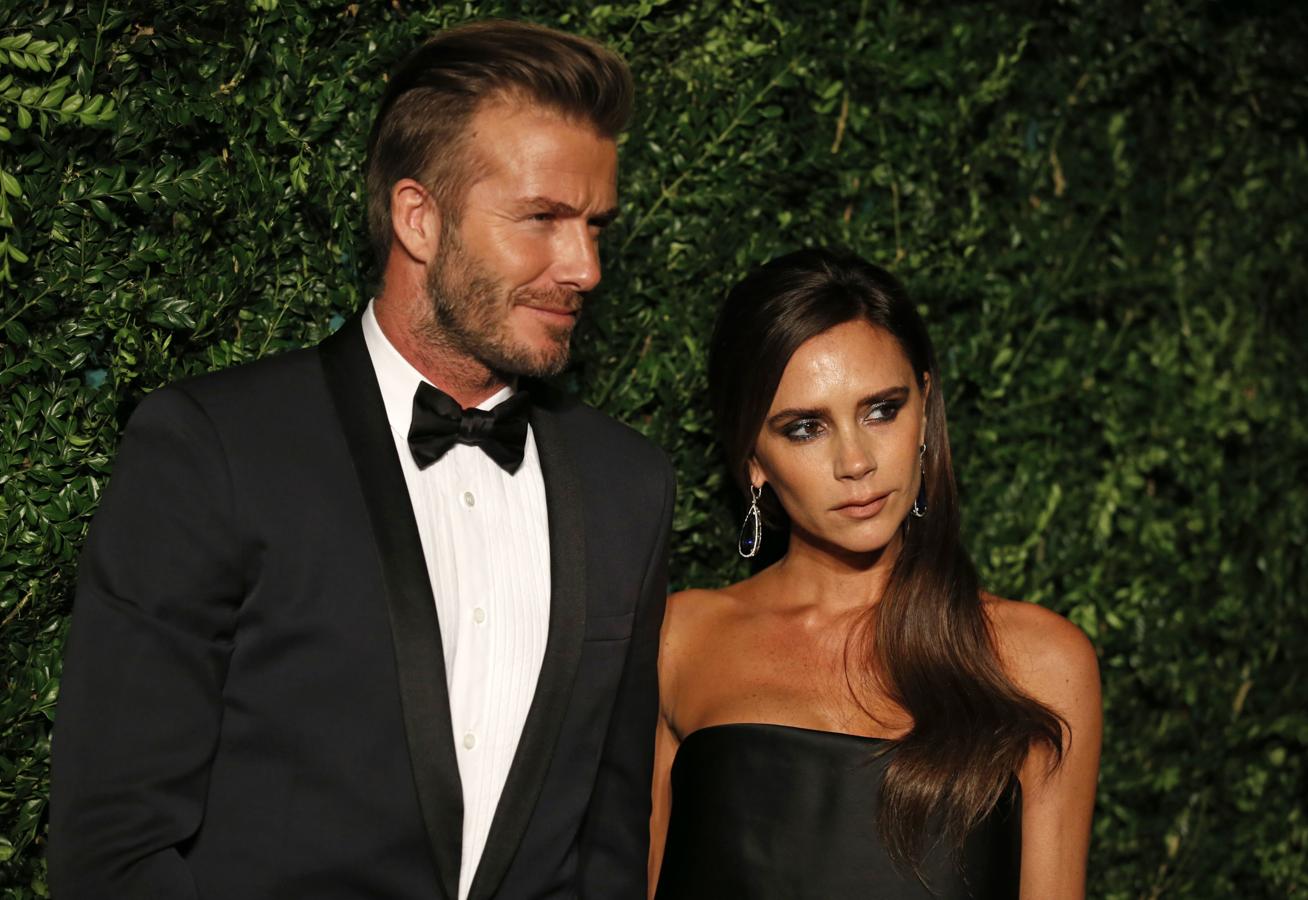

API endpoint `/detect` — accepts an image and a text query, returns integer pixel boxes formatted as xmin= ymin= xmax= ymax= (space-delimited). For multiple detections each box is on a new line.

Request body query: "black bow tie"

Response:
xmin=407 ymin=382 xmax=531 ymax=474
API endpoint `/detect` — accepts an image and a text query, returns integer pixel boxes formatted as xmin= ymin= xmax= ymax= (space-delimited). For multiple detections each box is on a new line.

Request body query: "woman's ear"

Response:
xmin=746 ymin=455 xmax=765 ymax=492
xmin=919 ymin=372 xmax=931 ymax=445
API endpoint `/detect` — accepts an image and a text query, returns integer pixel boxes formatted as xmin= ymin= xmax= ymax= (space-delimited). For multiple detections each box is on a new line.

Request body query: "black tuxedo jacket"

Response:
xmin=49 ymin=317 xmax=674 ymax=899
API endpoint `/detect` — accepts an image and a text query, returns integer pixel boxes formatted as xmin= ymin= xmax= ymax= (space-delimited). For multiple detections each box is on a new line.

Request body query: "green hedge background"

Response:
xmin=2 ymin=0 xmax=1305 ymax=896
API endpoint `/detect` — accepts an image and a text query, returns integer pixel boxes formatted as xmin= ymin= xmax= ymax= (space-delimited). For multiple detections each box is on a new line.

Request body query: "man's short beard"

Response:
xmin=420 ymin=224 xmax=578 ymax=380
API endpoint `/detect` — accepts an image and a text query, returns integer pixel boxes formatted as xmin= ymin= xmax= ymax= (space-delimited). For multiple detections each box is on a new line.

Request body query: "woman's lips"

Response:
xmin=833 ymin=492 xmax=891 ymax=519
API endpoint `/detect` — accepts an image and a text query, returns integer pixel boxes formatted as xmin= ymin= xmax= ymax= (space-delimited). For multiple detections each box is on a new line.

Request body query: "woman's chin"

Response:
xmin=793 ymin=521 xmax=902 ymax=561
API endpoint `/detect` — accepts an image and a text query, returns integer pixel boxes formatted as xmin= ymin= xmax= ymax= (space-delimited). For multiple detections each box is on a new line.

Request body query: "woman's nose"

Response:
xmin=833 ymin=433 xmax=876 ymax=480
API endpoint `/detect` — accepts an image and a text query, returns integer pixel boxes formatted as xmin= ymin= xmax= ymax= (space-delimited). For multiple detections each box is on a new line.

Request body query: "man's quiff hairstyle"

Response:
xmin=365 ymin=19 xmax=634 ymax=264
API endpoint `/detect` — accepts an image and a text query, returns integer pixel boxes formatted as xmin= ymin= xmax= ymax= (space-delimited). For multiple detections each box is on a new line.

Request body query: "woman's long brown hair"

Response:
xmin=707 ymin=248 xmax=1065 ymax=872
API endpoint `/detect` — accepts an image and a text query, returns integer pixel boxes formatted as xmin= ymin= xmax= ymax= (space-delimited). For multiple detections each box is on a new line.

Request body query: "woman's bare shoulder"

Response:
xmin=662 ymin=574 xmax=768 ymax=645
xmin=665 ymin=582 xmax=752 ymax=631
xmin=983 ymin=594 xmax=1101 ymax=710
xmin=658 ymin=583 xmax=755 ymax=725
xmin=667 ymin=585 xmax=737 ymax=607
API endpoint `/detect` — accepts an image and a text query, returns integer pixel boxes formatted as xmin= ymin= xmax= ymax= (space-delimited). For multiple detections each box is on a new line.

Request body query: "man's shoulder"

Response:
xmin=129 ymin=342 xmax=327 ymax=440
xmin=528 ymin=379 xmax=671 ymax=478
xmin=171 ymin=342 xmax=323 ymax=404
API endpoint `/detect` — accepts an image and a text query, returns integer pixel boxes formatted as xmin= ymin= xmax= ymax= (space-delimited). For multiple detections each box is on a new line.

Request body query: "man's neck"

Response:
xmin=373 ymin=295 xmax=508 ymax=410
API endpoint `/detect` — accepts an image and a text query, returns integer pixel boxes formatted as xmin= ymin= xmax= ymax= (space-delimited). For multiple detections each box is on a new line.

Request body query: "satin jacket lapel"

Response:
xmin=319 ymin=317 xmax=462 ymax=900
xmin=467 ymin=386 xmax=588 ymax=900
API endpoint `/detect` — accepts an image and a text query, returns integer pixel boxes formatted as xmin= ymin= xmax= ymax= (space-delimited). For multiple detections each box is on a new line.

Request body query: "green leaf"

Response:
xmin=5 ymin=319 xmax=30 ymax=344
xmin=87 ymin=197 xmax=113 ymax=223
xmin=0 ymin=33 xmax=33 ymax=51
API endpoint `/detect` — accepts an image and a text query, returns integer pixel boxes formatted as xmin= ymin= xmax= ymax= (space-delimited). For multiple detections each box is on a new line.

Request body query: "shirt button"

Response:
xmin=473 ymin=607 xmax=486 ymax=624
xmin=463 ymin=732 xmax=477 ymax=750
xmin=462 ymin=491 xmax=475 ymax=508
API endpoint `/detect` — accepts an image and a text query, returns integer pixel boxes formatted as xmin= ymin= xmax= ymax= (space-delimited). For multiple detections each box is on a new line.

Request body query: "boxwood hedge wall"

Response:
xmin=2 ymin=0 xmax=1305 ymax=896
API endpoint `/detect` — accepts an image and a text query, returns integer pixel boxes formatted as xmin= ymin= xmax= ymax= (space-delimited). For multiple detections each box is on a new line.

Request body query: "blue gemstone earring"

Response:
xmin=911 ymin=443 xmax=927 ymax=518
xmin=738 ymin=484 xmax=763 ymax=558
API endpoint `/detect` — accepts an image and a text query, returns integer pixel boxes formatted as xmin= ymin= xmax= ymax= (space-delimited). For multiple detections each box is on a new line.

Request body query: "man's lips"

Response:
xmin=521 ymin=304 xmax=579 ymax=317
xmin=516 ymin=296 xmax=582 ymax=322
xmin=832 ymin=491 xmax=892 ymax=519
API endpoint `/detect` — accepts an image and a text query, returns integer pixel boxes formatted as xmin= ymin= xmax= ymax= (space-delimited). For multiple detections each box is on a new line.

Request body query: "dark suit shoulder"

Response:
xmin=167 ymin=343 xmax=323 ymax=411
xmin=528 ymin=380 xmax=671 ymax=481
xmin=123 ymin=343 xmax=337 ymax=471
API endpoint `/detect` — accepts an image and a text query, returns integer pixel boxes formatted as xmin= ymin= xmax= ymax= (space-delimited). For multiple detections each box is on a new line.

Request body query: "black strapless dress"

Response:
xmin=655 ymin=723 xmax=1021 ymax=899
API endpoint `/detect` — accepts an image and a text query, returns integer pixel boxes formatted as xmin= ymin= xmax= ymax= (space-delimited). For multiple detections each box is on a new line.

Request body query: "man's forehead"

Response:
xmin=467 ymin=95 xmax=615 ymax=145
xmin=462 ymin=104 xmax=618 ymax=203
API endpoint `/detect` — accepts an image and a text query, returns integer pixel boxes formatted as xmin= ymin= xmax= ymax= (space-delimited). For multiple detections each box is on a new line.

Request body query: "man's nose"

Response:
xmin=553 ymin=223 xmax=602 ymax=293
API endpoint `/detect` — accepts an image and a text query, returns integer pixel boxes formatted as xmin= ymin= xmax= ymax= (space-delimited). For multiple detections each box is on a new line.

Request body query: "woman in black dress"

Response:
xmin=650 ymin=249 xmax=1101 ymax=898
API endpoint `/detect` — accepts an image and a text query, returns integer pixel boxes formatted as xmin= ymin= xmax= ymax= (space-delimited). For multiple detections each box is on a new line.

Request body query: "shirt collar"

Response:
xmin=360 ymin=299 xmax=515 ymax=439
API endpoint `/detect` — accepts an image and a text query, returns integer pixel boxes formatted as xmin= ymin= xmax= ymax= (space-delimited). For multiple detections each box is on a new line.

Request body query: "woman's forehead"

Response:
xmin=771 ymin=321 xmax=914 ymax=407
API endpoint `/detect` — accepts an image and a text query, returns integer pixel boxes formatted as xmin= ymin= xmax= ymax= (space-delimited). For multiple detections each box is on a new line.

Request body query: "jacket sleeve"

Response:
xmin=578 ymin=453 xmax=675 ymax=899
xmin=49 ymin=386 xmax=248 ymax=898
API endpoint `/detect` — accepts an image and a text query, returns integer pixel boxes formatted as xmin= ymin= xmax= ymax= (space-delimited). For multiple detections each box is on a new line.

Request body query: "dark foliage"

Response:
xmin=1 ymin=1 xmax=1305 ymax=896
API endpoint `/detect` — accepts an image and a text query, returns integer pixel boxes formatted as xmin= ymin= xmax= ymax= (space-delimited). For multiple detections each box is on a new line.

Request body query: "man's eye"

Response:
xmin=529 ymin=212 xmax=555 ymax=222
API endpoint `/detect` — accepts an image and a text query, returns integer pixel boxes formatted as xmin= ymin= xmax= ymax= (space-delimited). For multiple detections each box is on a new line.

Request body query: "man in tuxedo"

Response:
xmin=49 ymin=20 xmax=673 ymax=899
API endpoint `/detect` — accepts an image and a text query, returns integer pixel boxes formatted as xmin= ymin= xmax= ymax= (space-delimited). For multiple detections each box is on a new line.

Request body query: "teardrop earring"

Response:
xmin=737 ymin=484 xmax=763 ymax=558
xmin=911 ymin=443 xmax=928 ymax=518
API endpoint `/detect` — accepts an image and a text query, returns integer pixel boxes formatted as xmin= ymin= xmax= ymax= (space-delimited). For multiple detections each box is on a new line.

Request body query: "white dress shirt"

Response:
xmin=362 ymin=302 xmax=550 ymax=900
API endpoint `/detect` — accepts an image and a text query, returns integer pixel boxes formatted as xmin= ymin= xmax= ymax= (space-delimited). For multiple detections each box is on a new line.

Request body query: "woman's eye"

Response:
xmin=866 ymin=402 xmax=902 ymax=423
xmin=783 ymin=419 xmax=824 ymax=441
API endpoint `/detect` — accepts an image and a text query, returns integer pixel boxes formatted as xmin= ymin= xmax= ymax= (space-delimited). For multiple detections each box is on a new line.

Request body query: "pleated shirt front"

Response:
xmin=361 ymin=302 xmax=551 ymax=900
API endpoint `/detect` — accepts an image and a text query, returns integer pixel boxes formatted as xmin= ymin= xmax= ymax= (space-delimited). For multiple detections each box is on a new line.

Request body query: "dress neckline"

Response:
xmin=680 ymin=721 xmax=896 ymax=747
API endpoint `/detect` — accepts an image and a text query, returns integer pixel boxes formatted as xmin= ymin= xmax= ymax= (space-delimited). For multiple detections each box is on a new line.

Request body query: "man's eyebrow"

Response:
xmin=766 ymin=386 xmax=910 ymax=427
xmin=518 ymin=196 xmax=621 ymax=225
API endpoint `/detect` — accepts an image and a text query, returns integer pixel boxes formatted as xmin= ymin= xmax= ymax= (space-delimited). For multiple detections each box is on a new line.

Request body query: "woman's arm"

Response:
xmin=996 ymin=600 xmax=1103 ymax=900
xmin=647 ymin=708 xmax=680 ymax=897
xmin=648 ymin=588 xmax=704 ymax=898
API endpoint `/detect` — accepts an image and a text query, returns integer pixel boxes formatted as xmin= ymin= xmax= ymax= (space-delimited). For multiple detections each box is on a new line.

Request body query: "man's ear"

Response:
xmin=389 ymin=178 xmax=441 ymax=264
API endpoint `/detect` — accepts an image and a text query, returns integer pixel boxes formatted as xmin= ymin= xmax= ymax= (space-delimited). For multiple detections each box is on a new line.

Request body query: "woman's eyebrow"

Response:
xmin=765 ymin=386 xmax=910 ymax=427
xmin=859 ymin=386 xmax=911 ymax=404
xmin=767 ymin=405 xmax=828 ymax=426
